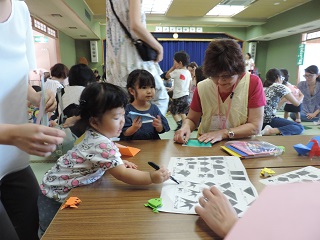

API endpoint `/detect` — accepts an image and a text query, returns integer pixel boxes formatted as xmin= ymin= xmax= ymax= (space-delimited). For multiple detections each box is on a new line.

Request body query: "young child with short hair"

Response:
xmin=38 ymin=82 xmax=170 ymax=236
xmin=280 ymin=69 xmax=303 ymax=123
xmin=165 ymin=51 xmax=192 ymax=131
xmin=121 ymin=69 xmax=170 ymax=140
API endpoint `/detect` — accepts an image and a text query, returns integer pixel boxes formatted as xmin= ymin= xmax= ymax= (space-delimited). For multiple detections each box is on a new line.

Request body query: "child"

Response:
xmin=121 ymin=69 xmax=170 ymax=140
xmin=38 ymin=82 xmax=170 ymax=235
xmin=166 ymin=51 xmax=192 ymax=131
xmin=280 ymin=69 xmax=303 ymax=123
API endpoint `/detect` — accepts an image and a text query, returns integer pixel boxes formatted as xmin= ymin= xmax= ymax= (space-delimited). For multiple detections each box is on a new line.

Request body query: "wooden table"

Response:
xmin=42 ymin=136 xmax=320 ymax=240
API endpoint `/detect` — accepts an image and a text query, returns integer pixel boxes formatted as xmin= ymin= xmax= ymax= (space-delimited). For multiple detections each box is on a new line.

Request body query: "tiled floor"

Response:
xmin=30 ymin=112 xmax=320 ymax=183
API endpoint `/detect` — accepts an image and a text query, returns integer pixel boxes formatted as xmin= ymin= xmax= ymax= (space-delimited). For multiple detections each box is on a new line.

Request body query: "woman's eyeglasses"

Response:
xmin=304 ymin=74 xmax=316 ymax=78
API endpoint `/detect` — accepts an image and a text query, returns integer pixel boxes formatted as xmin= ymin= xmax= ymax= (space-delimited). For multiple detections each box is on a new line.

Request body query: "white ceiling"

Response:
xmin=25 ymin=0 xmax=319 ymax=41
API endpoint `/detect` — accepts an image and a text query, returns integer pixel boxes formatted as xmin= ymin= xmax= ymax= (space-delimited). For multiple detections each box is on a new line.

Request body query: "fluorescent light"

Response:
xmin=206 ymin=5 xmax=246 ymax=17
xmin=142 ymin=0 xmax=173 ymax=14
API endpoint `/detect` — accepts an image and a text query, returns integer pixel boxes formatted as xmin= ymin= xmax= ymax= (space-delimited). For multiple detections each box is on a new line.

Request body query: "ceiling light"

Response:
xmin=142 ymin=0 xmax=173 ymax=14
xmin=274 ymin=2 xmax=280 ymax=5
xmin=51 ymin=14 xmax=62 ymax=17
xmin=207 ymin=5 xmax=246 ymax=17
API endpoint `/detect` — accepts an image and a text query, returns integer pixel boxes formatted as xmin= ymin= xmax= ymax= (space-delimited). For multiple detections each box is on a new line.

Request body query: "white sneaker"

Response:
xmin=260 ymin=125 xmax=272 ymax=136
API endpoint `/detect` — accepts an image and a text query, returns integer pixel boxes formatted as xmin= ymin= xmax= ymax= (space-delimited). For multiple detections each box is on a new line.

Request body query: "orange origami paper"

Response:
xmin=119 ymin=146 xmax=141 ymax=157
xmin=60 ymin=197 xmax=82 ymax=210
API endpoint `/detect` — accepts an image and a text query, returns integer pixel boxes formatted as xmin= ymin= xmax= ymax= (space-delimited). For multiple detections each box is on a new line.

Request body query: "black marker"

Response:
xmin=148 ymin=161 xmax=179 ymax=184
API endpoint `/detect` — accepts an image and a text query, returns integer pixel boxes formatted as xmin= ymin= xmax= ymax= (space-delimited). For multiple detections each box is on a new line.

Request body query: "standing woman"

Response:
xmin=105 ymin=0 xmax=169 ymax=115
xmin=293 ymin=65 xmax=320 ymax=122
xmin=0 ymin=0 xmax=65 ymax=239
xmin=245 ymin=53 xmax=255 ymax=73
xmin=261 ymin=69 xmax=303 ymax=136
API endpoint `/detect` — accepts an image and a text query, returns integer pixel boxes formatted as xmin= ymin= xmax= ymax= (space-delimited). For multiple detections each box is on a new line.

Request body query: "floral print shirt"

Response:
xmin=264 ymin=83 xmax=290 ymax=123
xmin=40 ymin=129 xmax=123 ymax=202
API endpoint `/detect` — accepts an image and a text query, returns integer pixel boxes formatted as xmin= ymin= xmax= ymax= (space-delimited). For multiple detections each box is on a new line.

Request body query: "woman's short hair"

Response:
xmin=203 ymin=39 xmax=245 ymax=78
xmin=50 ymin=63 xmax=69 ymax=79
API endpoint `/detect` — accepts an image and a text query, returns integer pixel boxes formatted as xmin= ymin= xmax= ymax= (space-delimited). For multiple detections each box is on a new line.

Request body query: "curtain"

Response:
xmin=158 ymin=41 xmax=210 ymax=72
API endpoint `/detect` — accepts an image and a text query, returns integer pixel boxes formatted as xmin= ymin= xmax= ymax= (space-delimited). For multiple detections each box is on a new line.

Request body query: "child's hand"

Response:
xmin=150 ymin=166 xmax=170 ymax=184
xmin=152 ymin=115 xmax=163 ymax=132
xmin=132 ymin=116 xmax=142 ymax=130
xmin=123 ymin=160 xmax=137 ymax=169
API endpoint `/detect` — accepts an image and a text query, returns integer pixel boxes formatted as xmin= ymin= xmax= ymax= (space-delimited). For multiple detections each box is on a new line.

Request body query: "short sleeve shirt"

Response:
xmin=264 ymin=83 xmax=290 ymax=123
xmin=40 ymin=129 xmax=124 ymax=202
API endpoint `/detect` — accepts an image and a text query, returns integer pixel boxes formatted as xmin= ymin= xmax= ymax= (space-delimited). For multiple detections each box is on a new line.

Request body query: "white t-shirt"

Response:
xmin=169 ymin=69 xmax=192 ymax=99
xmin=0 ymin=1 xmax=36 ymax=179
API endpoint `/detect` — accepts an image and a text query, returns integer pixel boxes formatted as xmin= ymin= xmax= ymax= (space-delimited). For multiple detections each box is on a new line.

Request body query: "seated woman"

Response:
xmin=293 ymin=65 xmax=320 ymax=122
xmin=174 ymin=39 xmax=266 ymax=144
xmin=261 ymin=68 xmax=304 ymax=136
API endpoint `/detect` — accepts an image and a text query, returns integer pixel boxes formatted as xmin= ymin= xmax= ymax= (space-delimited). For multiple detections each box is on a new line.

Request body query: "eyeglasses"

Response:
xmin=304 ymin=74 xmax=316 ymax=78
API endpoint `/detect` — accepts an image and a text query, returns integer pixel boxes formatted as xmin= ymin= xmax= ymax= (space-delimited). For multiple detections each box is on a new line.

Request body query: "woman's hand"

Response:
xmin=195 ymin=186 xmax=238 ymax=238
xmin=174 ymin=125 xmax=191 ymax=144
xmin=9 ymin=124 xmax=66 ymax=157
xmin=198 ymin=130 xmax=224 ymax=144
xmin=307 ymin=112 xmax=318 ymax=119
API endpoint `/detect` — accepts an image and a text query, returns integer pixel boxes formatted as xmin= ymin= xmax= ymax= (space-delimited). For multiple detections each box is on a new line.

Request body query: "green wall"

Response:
xmin=59 ymin=31 xmax=76 ymax=68
xmin=256 ymin=34 xmax=301 ymax=83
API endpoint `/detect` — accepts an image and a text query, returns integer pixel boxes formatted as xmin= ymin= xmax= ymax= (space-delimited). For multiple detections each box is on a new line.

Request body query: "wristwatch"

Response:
xmin=227 ymin=129 xmax=235 ymax=139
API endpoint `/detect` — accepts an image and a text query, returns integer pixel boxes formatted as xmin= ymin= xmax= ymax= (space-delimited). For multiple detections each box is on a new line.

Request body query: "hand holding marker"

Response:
xmin=148 ymin=161 xmax=179 ymax=184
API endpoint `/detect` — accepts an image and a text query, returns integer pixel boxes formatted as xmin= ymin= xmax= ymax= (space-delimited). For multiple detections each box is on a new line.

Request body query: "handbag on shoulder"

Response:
xmin=109 ymin=0 xmax=158 ymax=61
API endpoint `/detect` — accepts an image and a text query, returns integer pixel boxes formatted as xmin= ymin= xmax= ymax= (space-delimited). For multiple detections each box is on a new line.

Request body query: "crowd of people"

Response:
xmin=1 ymin=0 xmax=320 ymax=239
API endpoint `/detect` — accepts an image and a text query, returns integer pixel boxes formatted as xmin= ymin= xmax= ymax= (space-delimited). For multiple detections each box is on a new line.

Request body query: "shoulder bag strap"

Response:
xmin=109 ymin=0 xmax=135 ymax=42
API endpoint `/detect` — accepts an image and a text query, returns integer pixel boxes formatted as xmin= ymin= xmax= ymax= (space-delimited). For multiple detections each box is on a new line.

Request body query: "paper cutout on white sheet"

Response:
xmin=159 ymin=156 xmax=258 ymax=216
xmin=260 ymin=166 xmax=320 ymax=185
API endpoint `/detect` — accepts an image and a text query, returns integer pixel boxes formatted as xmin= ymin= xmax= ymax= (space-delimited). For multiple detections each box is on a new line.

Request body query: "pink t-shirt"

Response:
xmin=190 ymin=74 xmax=265 ymax=112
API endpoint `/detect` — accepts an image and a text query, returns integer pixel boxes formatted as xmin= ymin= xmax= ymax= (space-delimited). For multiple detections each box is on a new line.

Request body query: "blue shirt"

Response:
xmin=121 ymin=104 xmax=170 ymax=140
xmin=298 ymin=80 xmax=320 ymax=115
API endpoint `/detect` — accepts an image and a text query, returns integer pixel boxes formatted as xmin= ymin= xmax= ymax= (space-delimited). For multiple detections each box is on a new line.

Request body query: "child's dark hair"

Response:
xmin=195 ymin=66 xmax=206 ymax=85
xmin=280 ymin=68 xmax=289 ymax=85
xmin=75 ymin=82 xmax=128 ymax=131
xmin=263 ymin=68 xmax=282 ymax=87
xmin=126 ymin=69 xmax=155 ymax=103
xmin=174 ymin=51 xmax=190 ymax=67
xmin=68 ymin=64 xmax=96 ymax=86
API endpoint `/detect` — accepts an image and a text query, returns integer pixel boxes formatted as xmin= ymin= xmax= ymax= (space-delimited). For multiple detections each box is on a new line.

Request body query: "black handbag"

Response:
xmin=109 ymin=0 xmax=158 ymax=61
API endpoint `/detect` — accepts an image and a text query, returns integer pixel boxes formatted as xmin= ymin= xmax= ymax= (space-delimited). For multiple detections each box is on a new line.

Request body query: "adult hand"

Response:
xmin=150 ymin=166 xmax=170 ymax=184
xmin=44 ymin=90 xmax=57 ymax=112
xmin=306 ymin=112 xmax=318 ymax=119
xmin=174 ymin=125 xmax=191 ymax=144
xmin=195 ymin=186 xmax=238 ymax=238
xmin=155 ymin=44 xmax=163 ymax=62
xmin=10 ymin=124 xmax=66 ymax=157
xmin=198 ymin=130 xmax=223 ymax=144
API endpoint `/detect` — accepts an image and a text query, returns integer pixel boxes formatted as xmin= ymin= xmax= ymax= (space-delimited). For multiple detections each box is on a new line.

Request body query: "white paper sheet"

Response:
xmin=159 ymin=156 xmax=258 ymax=216
xmin=260 ymin=166 xmax=320 ymax=185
